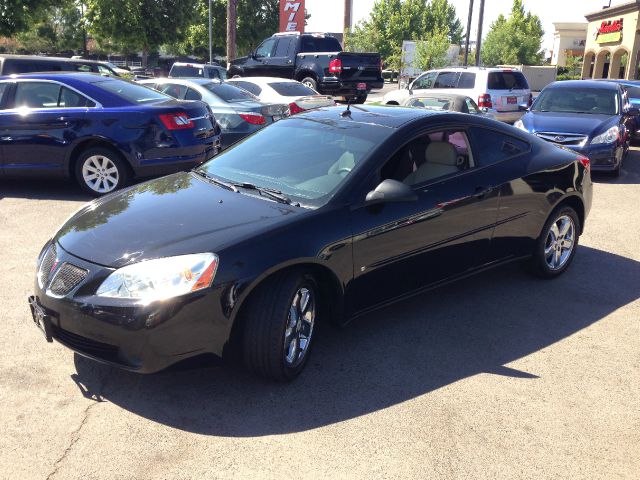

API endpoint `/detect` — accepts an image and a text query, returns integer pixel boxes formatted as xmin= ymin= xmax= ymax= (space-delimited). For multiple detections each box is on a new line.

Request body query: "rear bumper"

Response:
xmin=491 ymin=110 xmax=524 ymax=124
xmin=318 ymin=77 xmax=384 ymax=96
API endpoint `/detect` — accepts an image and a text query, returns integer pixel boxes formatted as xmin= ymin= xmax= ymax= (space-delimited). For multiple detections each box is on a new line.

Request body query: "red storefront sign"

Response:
xmin=279 ymin=0 xmax=305 ymax=33
xmin=598 ymin=19 xmax=623 ymax=34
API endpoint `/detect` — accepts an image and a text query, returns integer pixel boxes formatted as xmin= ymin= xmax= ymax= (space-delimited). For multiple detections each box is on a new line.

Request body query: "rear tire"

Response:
xmin=242 ymin=271 xmax=319 ymax=381
xmin=74 ymin=147 xmax=130 ymax=196
xmin=300 ymin=76 xmax=318 ymax=91
xmin=529 ymin=206 xmax=580 ymax=278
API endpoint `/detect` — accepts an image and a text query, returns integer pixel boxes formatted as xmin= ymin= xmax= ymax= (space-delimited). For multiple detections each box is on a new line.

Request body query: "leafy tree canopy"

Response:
xmin=0 ymin=0 xmax=57 ymax=37
xmin=481 ymin=0 xmax=544 ymax=66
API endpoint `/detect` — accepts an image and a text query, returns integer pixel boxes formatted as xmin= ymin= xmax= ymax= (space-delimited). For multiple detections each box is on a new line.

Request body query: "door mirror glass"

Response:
xmin=365 ymin=179 xmax=418 ymax=205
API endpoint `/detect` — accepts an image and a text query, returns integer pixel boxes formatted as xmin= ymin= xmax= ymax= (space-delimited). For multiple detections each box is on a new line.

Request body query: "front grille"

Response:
xmin=51 ymin=324 xmax=119 ymax=362
xmin=48 ymin=263 xmax=88 ymax=297
xmin=536 ymin=132 xmax=588 ymax=146
xmin=37 ymin=243 xmax=57 ymax=288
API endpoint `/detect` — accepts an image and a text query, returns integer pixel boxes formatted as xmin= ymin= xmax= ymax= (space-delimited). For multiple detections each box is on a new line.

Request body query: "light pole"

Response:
xmin=209 ymin=0 xmax=213 ymax=64
xmin=463 ymin=0 xmax=474 ymax=66
xmin=475 ymin=0 xmax=485 ymax=66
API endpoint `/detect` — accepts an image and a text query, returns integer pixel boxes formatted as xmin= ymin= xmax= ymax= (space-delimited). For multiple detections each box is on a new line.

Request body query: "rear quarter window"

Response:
xmin=467 ymin=127 xmax=530 ymax=166
xmin=487 ymin=71 xmax=529 ymax=90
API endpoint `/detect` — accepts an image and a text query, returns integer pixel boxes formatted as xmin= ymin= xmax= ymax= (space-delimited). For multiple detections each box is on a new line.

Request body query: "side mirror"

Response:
xmin=365 ymin=179 xmax=418 ymax=205
xmin=627 ymin=107 xmax=639 ymax=116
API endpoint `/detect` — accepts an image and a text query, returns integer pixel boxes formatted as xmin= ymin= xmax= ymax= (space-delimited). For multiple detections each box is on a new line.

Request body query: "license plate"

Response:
xmin=507 ymin=96 xmax=517 ymax=104
xmin=357 ymin=82 xmax=367 ymax=90
xmin=28 ymin=296 xmax=53 ymax=342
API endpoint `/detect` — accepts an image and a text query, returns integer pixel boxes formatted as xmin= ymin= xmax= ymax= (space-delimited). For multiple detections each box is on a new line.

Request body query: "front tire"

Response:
xmin=75 ymin=147 xmax=130 ymax=196
xmin=529 ymin=206 xmax=580 ymax=278
xmin=242 ymin=271 xmax=319 ymax=381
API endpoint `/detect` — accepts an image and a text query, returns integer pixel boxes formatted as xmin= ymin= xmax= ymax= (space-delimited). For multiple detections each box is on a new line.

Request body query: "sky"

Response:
xmin=304 ymin=0 xmax=630 ymax=53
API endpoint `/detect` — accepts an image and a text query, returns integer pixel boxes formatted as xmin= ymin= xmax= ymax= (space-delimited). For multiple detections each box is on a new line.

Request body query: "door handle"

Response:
xmin=0 ymin=136 xmax=12 ymax=141
xmin=474 ymin=186 xmax=493 ymax=198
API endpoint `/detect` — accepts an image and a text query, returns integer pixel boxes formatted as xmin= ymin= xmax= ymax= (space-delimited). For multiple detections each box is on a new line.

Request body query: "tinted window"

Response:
xmin=300 ymin=35 xmax=341 ymax=53
xmin=487 ymin=71 xmax=529 ymax=90
xmin=185 ymin=88 xmax=202 ymax=100
xmin=457 ymin=72 xmax=476 ymax=88
xmin=269 ymin=82 xmax=317 ymax=96
xmin=255 ymin=38 xmax=277 ymax=58
xmin=275 ymin=37 xmax=294 ymax=57
xmin=229 ymin=80 xmax=262 ymax=96
xmin=171 ymin=65 xmax=203 ymax=77
xmin=624 ymin=86 xmax=640 ymax=99
xmin=14 ymin=82 xmax=61 ymax=108
xmin=199 ymin=118 xmax=386 ymax=206
xmin=434 ymin=72 xmax=458 ymax=88
xmin=467 ymin=127 xmax=529 ymax=166
xmin=202 ymin=82 xmax=256 ymax=102
xmin=532 ymin=87 xmax=618 ymax=115
xmin=158 ymin=83 xmax=188 ymax=99
xmin=413 ymin=71 xmax=437 ymax=89
xmin=97 ymin=79 xmax=169 ymax=103
xmin=4 ymin=60 xmax=64 ymax=74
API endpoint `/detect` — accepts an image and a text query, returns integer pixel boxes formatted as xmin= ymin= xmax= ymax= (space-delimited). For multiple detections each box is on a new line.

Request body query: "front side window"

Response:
xmin=413 ymin=71 xmax=437 ymax=90
xmin=255 ymin=38 xmax=276 ymax=58
xmin=466 ymin=127 xmax=529 ymax=166
xmin=274 ymin=37 xmax=294 ymax=57
xmin=198 ymin=118 xmax=387 ymax=206
xmin=532 ymin=87 xmax=619 ymax=115
xmin=382 ymin=129 xmax=474 ymax=186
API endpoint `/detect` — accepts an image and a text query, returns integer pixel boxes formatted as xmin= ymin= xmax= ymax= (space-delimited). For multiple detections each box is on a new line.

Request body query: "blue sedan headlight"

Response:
xmin=591 ymin=126 xmax=619 ymax=145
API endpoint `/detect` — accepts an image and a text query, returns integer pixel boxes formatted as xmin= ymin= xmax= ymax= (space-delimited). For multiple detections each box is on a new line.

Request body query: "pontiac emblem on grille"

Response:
xmin=554 ymin=135 xmax=565 ymax=142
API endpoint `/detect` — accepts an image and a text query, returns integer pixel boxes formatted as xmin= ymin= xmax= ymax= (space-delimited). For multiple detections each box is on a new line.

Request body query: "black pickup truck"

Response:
xmin=228 ymin=33 xmax=383 ymax=103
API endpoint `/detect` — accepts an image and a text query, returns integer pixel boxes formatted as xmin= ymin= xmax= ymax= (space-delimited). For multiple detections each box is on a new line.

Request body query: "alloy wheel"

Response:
xmin=82 ymin=155 xmax=119 ymax=194
xmin=544 ymin=214 xmax=575 ymax=270
xmin=283 ymin=287 xmax=315 ymax=367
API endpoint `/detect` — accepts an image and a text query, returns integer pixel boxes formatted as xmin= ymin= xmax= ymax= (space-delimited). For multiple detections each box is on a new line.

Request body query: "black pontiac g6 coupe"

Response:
xmin=29 ymin=106 xmax=592 ymax=381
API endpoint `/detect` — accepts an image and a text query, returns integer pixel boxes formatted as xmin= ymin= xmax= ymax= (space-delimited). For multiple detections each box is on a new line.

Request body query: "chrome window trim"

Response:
xmin=0 ymin=78 xmax=103 ymax=110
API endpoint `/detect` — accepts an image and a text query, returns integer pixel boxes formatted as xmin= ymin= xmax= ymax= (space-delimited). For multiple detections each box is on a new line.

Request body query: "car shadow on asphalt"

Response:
xmin=592 ymin=149 xmax=640 ymax=185
xmin=70 ymin=245 xmax=640 ymax=437
xmin=0 ymin=178 xmax=90 ymax=201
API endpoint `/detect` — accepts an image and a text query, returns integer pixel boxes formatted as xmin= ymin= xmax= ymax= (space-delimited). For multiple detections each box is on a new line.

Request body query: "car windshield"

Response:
xmin=96 ymin=79 xmax=169 ymax=103
xmin=533 ymin=88 xmax=619 ymax=115
xmin=197 ymin=117 xmax=386 ymax=207
xmin=268 ymin=82 xmax=317 ymax=97
xmin=202 ymin=82 xmax=257 ymax=102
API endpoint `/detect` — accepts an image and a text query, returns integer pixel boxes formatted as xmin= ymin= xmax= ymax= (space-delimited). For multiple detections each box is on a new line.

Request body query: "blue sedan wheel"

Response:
xmin=75 ymin=148 xmax=129 ymax=196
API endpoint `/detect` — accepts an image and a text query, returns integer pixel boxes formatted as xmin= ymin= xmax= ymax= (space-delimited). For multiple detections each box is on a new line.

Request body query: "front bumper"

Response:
xmin=562 ymin=142 xmax=622 ymax=172
xmin=31 ymin=244 xmax=232 ymax=373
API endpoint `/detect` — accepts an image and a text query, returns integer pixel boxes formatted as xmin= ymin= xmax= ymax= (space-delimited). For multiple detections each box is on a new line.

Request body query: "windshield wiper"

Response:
xmin=232 ymin=182 xmax=294 ymax=205
xmin=192 ymin=170 xmax=238 ymax=192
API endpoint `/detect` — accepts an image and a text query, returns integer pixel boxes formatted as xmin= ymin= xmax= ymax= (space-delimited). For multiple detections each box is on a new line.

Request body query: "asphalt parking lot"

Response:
xmin=1 ymin=151 xmax=639 ymax=479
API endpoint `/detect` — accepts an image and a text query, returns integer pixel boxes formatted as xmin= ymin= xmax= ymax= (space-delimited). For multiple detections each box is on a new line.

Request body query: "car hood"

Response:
xmin=522 ymin=111 xmax=618 ymax=136
xmin=55 ymin=172 xmax=304 ymax=268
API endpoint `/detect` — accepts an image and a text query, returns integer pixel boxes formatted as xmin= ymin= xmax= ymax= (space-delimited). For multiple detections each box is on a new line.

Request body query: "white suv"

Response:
xmin=382 ymin=67 xmax=532 ymax=123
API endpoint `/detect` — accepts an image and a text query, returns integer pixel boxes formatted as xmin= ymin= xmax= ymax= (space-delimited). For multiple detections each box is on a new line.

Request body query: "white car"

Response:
xmin=383 ymin=67 xmax=531 ymax=123
xmin=227 ymin=77 xmax=334 ymax=114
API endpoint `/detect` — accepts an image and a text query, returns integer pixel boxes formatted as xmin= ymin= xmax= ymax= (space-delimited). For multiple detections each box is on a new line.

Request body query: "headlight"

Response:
xmin=591 ymin=125 xmax=619 ymax=145
xmin=96 ymin=253 xmax=218 ymax=302
xmin=513 ymin=119 xmax=526 ymax=131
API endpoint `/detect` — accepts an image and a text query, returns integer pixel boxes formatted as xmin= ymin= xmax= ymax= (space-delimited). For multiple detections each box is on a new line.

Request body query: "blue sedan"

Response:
xmin=514 ymin=80 xmax=637 ymax=176
xmin=0 ymin=73 xmax=221 ymax=195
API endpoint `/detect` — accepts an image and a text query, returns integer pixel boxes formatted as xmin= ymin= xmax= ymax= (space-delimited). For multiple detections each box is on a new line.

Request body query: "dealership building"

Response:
xmin=582 ymin=0 xmax=640 ymax=80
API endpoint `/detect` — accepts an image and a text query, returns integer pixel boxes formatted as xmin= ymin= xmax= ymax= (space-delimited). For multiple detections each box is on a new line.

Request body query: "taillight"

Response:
xmin=288 ymin=102 xmax=305 ymax=115
xmin=478 ymin=94 xmax=492 ymax=109
xmin=577 ymin=156 xmax=590 ymax=173
xmin=158 ymin=112 xmax=194 ymax=130
xmin=528 ymin=93 xmax=533 ymax=107
xmin=239 ymin=113 xmax=266 ymax=125
xmin=329 ymin=58 xmax=342 ymax=74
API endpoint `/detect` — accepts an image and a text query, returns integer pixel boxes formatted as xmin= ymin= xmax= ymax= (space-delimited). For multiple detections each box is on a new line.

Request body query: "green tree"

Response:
xmin=481 ymin=0 xmax=544 ymax=66
xmin=86 ymin=0 xmax=198 ymax=65
xmin=0 ymin=0 xmax=57 ymax=37
xmin=414 ymin=31 xmax=450 ymax=71
xmin=345 ymin=0 xmax=462 ymax=71
xmin=16 ymin=1 xmax=85 ymax=54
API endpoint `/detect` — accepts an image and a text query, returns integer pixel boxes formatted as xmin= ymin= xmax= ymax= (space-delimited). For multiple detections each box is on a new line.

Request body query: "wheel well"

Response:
xmin=556 ymin=195 xmax=585 ymax=234
xmin=224 ymin=263 xmax=344 ymax=361
xmin=68 ymin=140 xmax=131 ymax=177
xmin=296 ymin=71 xmax=317 ymax=82
xmin=386 ymin=101 xmax=399 ymax=105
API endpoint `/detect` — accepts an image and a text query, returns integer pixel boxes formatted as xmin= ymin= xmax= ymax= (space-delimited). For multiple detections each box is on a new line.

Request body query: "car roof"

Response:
xmin=142 ymin=77 xmax=221 ymax=86
xmin=0 ymin=54 xmax=107 ymax=66
xmin=171 ymin=62 xmax=222 ymax=68
xmin=595 ymin=79 xmax=640 ymax=86
xmin=0 ymin=72 xmax=114 ymax=83
xmin=548 ymin=80 xmax=621 ymax=90
xmin=410 ymin=93 xmax=470 ymax=100
xmin=227 ymin=77 xmax=300 ymax=86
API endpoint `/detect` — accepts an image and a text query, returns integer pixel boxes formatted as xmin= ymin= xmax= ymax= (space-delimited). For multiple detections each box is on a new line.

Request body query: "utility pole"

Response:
xmin=344 ymin=0 xmax=352 ymax=49
xmin=463 ymin=0 xmax=474 ymax=66
xmin=79 ymin=2 xmax=88 ymax=56
xmin=475 ymin=0 xmax=485 ymax=66
xmin=226 ymin=0 xmax=237 ymax=63
xmin=209 ymin=0 xmax=213 ymax=64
